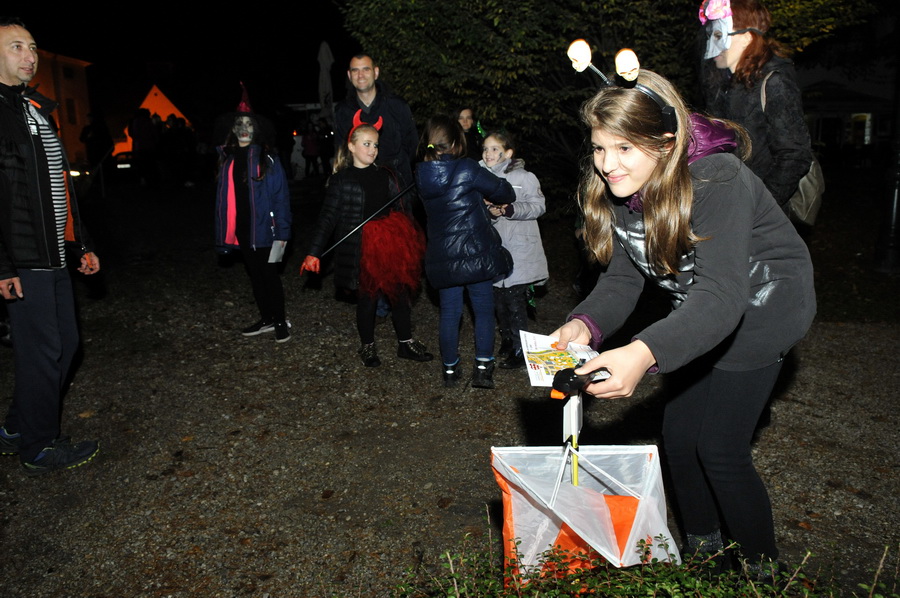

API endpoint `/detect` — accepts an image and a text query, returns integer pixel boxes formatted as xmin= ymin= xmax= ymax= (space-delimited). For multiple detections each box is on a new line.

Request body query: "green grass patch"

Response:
xmin=393 ymin=532 xmax=900 ymax=597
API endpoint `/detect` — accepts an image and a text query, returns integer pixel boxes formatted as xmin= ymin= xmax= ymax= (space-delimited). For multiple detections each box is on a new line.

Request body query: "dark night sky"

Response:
xmin=14 ymin=10 xmax=361 ymax=132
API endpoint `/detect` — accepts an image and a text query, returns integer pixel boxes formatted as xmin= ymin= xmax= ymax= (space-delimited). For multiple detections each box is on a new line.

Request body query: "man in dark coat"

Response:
xmin=333 ymin=54 xmax=418 ymax=187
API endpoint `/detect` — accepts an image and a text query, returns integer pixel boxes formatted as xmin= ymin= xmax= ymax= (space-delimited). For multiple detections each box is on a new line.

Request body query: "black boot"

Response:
xmin=685 ymin=530 xmax=724 ymax=554
xmin=499 ymin=348 xmax=525 ymax=369
xmin=471 ymin=360 xmax=495 ymax=389
xmin=743 ymin=559 xmax=786 ymax=583
xmin=684 ymin=530 xmax=730 ymax=576
xmin=443 ymin=362 xmax=460 ymax=387
xmin=358 ymin=343 xmax=381 ymax=367
xmin=397 ymin=339 xmax=434 ymax=362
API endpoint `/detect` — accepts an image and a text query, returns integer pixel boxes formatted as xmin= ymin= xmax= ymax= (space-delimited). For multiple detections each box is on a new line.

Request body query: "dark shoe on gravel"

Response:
xmin=21 ymin=438 xmax=100 ymax=477
xmin=471 ymin=360 xmax=495 ymax=389
xmin=499 ymin=348 xmax=525 ymax=369
xmin=397 ymin=340 xmax=433 ymax=362
xmin=241 ymin=319 xmax=275 ymax=336
xmin=443 ymin=362 xmax=460 ymax=387
xmin=0 ymin=426 xmax=21 ymax=456
xmin=359 ymin=343 xmax=381 ymax=367
xmin=274 ymin=321 xmax=291 ymax=343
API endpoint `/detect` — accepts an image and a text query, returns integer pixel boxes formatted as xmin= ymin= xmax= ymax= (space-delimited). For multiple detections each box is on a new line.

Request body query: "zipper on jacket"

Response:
xmin=249 ymin=147 xmax=257 ymax=249
xmin=23 ymin=97 xmax=54 ymax=266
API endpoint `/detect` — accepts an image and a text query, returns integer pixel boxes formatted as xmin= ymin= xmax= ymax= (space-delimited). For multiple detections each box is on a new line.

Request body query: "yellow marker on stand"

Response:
xmin=563 ymin=393 xmax=582 ymax=486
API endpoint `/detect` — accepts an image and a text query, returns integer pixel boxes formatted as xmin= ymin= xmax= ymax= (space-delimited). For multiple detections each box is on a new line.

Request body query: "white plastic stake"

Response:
xmin=563 ymin=393 xmax=583 ymax=485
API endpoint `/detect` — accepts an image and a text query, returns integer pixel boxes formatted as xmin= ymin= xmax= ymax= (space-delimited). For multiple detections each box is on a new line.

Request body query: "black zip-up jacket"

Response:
xmin=0 ymin=82 xmax=92 ymax=279
xmin=306 ymin=165 xmax=403 ymax=290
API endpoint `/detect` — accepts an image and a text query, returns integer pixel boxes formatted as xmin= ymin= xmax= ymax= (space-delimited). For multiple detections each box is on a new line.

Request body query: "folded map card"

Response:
xmin=520 ymin=331 xmax=599 ymax=387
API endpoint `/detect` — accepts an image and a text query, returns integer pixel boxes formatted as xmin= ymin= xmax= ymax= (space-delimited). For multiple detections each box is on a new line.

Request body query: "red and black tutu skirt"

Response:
xmin=359 ymin=210 xmax=425 ymax=301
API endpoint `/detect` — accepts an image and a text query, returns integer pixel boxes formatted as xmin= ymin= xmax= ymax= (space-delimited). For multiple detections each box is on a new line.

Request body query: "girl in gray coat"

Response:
xmin=480 ymin=131 xmax=549 ymax=368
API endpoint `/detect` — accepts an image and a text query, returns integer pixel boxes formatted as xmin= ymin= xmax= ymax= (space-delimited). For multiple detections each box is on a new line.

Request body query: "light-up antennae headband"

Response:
xmin=567 ymin=40 xmax=678 ymax=135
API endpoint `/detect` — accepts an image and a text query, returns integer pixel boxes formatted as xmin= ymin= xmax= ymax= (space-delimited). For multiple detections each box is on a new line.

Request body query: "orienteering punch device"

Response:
xmin=550 ymin=360 xmax=611 ymax=399
xmin=548 ymin=360 xmax=610 ymax=486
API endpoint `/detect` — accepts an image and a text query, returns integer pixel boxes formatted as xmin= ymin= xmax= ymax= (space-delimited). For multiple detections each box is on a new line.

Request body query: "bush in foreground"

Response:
xmin=393 ymin=533 xmax=899 ymax=598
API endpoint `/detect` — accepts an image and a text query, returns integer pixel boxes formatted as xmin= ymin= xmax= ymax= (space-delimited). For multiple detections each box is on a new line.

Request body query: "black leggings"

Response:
xmin=494 ymin=284 xmax=530 ymax=351
xmin=356 ymin=290 xmax=412 ymax=345
xmin=661 ymin=359 xmax=784 ymax=561
xmin=241 ymin=247 xmax=285 ymax=323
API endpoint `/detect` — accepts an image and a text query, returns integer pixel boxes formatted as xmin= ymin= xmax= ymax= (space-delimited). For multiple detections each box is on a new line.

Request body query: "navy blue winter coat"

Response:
xmin=214 ymin=145 xmax=292 ymax=252
xmin=415 ymin=155 xmax=515 ymax=289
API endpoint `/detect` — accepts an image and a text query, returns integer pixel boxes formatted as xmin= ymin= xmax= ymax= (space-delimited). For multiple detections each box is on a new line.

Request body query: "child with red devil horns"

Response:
xmin=300 ymin=116 xmax=432 ymax=367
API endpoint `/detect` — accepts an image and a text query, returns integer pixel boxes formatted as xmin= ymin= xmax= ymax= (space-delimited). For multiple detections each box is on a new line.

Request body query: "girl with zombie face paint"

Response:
xmin=551 ymin=65 xmax=815 ymax=574
xmin=300 ymin=120 xmax=432 ymax=368
xmin=214 ymin=88 xmax=293 ymax=342
xmin=699 ymin=0 xmax=813 ymax=215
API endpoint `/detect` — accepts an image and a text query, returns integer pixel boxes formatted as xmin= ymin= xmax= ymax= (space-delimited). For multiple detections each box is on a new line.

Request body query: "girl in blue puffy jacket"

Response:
xmin=414 ymin=115 xmax=515 ymax=389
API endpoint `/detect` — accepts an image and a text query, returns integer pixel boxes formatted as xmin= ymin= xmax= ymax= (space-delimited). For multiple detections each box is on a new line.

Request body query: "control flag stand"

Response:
xmin=491 ymin=332 xmax=680 ymax=577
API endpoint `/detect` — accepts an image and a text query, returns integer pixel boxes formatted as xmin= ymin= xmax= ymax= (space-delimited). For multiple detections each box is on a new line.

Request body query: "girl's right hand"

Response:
xmin=575 ymin=341 xmax=656 ymax=400
xmin=300 ymin=255 xmax=320 ymax=274
xmin=550 ymin=319 xmax=592 ymax=350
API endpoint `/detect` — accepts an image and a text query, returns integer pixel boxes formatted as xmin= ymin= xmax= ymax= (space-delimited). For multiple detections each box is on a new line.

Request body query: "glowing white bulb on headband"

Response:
xmin=567 ymin=39 xmax=593 ymax=73
xmin=615 ymin=49 xmax=640 ymax=82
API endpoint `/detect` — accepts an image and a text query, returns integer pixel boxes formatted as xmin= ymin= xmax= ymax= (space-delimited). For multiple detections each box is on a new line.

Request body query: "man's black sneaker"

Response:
xmin=274 ymin=321 xmax=291 ymax=343
xmin=0 ymin=426 xmax=21 ymax=456
xmin=241 ymin=319 xmax=275 ymax=336
xmin=397 ymin=339 xmax=434 ymax=362
xmin=22 ymin=438 xmax=100 ymax=477
xmin=359 ymin=343 xmax=381 ymax=367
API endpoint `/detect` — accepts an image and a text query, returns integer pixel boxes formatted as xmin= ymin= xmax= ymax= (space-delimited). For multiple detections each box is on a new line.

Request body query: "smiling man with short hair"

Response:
xmin=0 ymin=17 xmax=101 ymax=476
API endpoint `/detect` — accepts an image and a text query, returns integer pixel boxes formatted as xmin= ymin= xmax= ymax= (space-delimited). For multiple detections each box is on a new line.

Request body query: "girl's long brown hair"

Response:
xmin=417 ymin=115 xmax=466 ymax=162
xmin=579 ymin=70 xmax=701 ymax=276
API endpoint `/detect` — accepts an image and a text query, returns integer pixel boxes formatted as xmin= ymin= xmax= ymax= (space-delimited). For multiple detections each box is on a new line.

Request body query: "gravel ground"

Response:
xmin=0 ymin=166 xmax=898 ymax=597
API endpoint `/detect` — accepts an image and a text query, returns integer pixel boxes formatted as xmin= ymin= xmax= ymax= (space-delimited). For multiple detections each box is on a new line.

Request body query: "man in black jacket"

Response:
xmin=334 ymin=54 xmax=418 ymax=187
xmin=0 ymin=17 xmax=101 ymax=476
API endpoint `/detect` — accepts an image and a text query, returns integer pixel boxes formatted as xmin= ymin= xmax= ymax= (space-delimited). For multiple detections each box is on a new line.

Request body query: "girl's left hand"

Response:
xmin=487 ymin=203 xmax=506 ymax=217
xmin=576 ymin=340 xmax=656 ymax=399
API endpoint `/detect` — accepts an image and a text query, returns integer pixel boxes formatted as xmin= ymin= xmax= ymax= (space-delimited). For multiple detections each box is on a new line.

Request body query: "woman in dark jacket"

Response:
xmin=699 ymin=0 xmax=813 ymax=214
xmin=455 ymin=107 xmax=484 ymax=161
xmin=415 ymin=115 xmax=515 ymax=388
